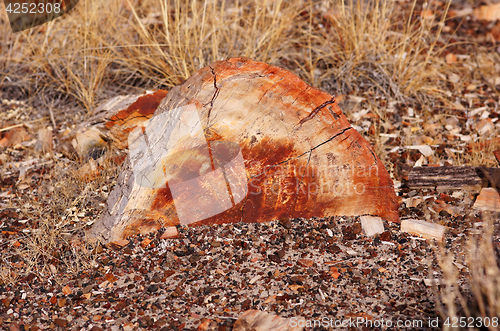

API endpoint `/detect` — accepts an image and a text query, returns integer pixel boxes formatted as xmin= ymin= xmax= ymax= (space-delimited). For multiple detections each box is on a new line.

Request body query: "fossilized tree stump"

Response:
xmin=90 ymin=57 xmax=399 ymax=242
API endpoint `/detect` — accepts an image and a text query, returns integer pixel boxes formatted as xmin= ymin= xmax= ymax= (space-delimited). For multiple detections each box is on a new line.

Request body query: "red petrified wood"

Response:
xmin=90 ymin=57 xmax=399 ymax=242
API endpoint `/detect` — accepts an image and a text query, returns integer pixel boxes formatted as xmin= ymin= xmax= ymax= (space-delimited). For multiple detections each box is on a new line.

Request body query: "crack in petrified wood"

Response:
xmin=297 ymin=97 xmax=336 ymax=126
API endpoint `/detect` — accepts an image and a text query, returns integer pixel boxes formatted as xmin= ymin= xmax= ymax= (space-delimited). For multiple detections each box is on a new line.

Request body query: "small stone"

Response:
xmin=268 ymin=254 xmax=281 ymax=264
xmin=57 ymin=298 xmax=66 ymax=307
xmin=189 ymin=255 xmax=200 ymax=263
xmin=379 ymin=231 xmax=392 ymax=242
xmin=140 ymin=238 xmax=152 ymax=248
xmin=197 ymin=318 xmax=212 ymax=331
xmin=160 ymin=226 xmax=179 ymax=239
xmin=108 ymin=239 xmax=129 ymax=249
xmin=279 ymin=218 xmax=293 ymax=229
xmin=297 ymin=259 xmax=314 ymax=268
xmin=342 ymin=226 xmax=357 ymax=240
xmin=147 ymin=284 xmax=159 ymax=293
xmin=54 ymin=319 xmax=68 ymax=327
xmin=330 ymin=267 xmax=341 ymax=279
xmin=445 ymin=53 xmax=457 ymax=64
xmin=62 ymin=285 xmax=72 ymax=296
xmin=241 ymin=299 xmax=252 ymax=310
xmin=351 ymin=222 xmax=362 ymax=234
xmin=90 ymin=326 xmax=104 ymax=331
xmin=360 ymin=216 xmax=384 ymax=237
xmin=83 ymin=285 xmax=94 ymax=294
xmin=114 ymin=301 xmax=127 ymax=311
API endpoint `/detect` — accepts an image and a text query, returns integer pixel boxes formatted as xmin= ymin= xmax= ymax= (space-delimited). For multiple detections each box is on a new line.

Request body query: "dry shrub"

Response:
xmin=435 ymin=213 xmax=500 ymax=331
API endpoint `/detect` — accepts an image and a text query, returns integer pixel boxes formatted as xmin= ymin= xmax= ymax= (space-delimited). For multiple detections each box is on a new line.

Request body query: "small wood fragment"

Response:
xmin=475 ymin=118 xmax=495 ymax=136
xmin=400 ymin=219 xmax=446 ymax=241
xmin=34 ymin=128 xmax=53 ymax=156
xmin=232 ymin=310 xmax=304 ymax=331
xmin=0 ymin=127 xmax=30 ymax=148
xmin=474 ymin=3 xmax=500 ymax=21
xmin=360 ymin=215 xmax=385 ymax=237
xmin=473 ymin=188 xmax=500 ymax=212
xmin=72 ymin=126 xmax=107 ymax=158
xmin=64 ymin=90 xmax=168 ymax=159
xmin=107 ymin=239 xmax=129 ymax=249
xmin=160 ymin=226 xmax=179 ymax=239
xmin=493 ymin=149 xmax=500 ymax=165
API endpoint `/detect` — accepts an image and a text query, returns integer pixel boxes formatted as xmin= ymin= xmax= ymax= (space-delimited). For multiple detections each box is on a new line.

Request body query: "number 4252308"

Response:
xmin=444 ymin=317 xmax=498 ymax=328
xmin=5 ymin=2 xmax=61 ymax=14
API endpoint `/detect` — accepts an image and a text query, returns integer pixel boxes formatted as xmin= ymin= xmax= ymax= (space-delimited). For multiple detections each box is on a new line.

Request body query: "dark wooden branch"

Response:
xmin=406 ymin=166 xmax=500 ymax=190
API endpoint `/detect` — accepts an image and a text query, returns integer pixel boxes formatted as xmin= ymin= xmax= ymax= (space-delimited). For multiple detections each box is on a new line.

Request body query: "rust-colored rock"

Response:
xmin=90 ymin=57 xmax=399 ymax=242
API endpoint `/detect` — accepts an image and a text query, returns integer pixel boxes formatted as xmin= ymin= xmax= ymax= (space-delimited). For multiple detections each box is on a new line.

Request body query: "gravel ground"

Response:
xmin=1 ymin=214 xmax=448 ymax=330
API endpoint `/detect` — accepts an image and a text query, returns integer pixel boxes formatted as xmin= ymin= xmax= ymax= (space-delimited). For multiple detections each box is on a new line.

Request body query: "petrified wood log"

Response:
xmin=90 ymin=57 xmax=399 ymax=242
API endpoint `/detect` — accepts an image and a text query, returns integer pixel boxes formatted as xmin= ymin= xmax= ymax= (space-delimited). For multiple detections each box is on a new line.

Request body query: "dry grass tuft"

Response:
xmin=1 ymin=0 xmax=455 ymax=115
xmin=313 ymin=0 xmax=454 ymax=104
xmin=0 ymin=153 xmax=120 ymax=285
xmin=435 ymin=214 xmax=500 ymax=331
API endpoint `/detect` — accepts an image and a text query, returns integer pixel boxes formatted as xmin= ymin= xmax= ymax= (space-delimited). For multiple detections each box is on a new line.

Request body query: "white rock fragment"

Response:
xmin=249 ymin=275 xmax=261 ymax=284
xmin=401 ymin=219 xmax=446 ymax=241
xmin=424 ymin=278 xmax=443 ymax=287
xmin=360 ymin=215 xmax=385 ymax=237
xmin=406 ymin=145 xmax=433 ymax=157
xmin=414 ymin=155 xmax=426 ymax=167
xmin=346 ymin=249 xmax=358 ymax=256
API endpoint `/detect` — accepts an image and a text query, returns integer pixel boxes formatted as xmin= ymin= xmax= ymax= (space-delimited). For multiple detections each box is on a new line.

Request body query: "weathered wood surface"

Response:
xmin=61 ymin=90 xmax=168 ymax=159
xmin=90 ymin=57 xmax=399 ymax=242
xmin=407 ymin=166 xmax=500 ymax=190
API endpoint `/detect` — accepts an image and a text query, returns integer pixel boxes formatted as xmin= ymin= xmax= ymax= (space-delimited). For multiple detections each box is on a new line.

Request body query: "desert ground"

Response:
xmin=0 ymin=0 xmax=499 ymax=330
